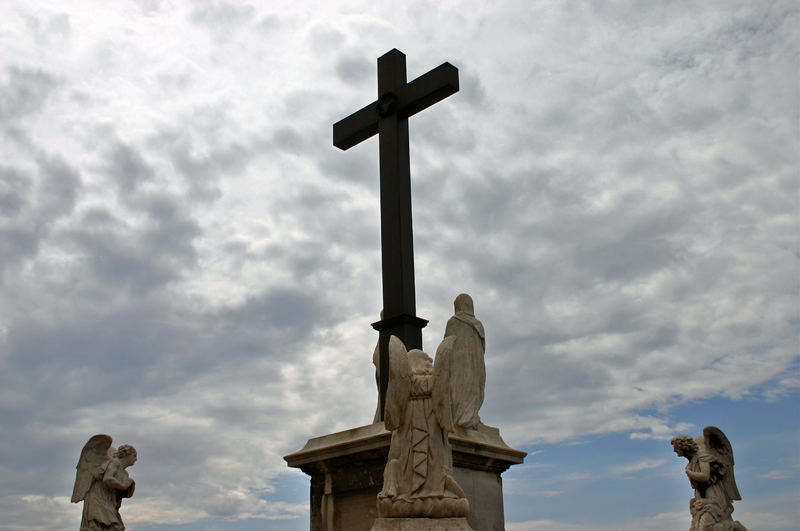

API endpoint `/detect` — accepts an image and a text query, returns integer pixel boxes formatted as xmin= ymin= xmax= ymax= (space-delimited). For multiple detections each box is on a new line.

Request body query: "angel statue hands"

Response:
xmin=71 ymin=434 xmax=137 ymax=531
xmin=671 ymin=426 xmax=747 ymax=531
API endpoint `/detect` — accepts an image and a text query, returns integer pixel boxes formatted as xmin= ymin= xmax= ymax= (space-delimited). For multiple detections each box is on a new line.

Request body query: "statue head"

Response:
xmin=454 ymin=293 xmax=474 ymax=315
xmin=407 ymin=349 xmax=433 ymax=374
xmin=117 ymin=445 xmax=137 ymax=467
xmin=671 ymin=435 xmax=698 ymax=457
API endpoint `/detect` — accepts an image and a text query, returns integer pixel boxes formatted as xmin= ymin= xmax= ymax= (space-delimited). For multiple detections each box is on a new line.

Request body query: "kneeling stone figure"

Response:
xmin=377 ymin=335 xmax=469 ymax=520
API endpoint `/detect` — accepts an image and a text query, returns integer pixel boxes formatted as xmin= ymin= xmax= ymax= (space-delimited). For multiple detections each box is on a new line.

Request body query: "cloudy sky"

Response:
xmin=0 ymin=0 xmax=797 ymax=529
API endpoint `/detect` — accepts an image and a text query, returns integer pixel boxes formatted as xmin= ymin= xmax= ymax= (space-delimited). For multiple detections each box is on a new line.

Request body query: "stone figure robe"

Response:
xmin=81 ymin=459 xmax=134 ymax=531
xmin=443 ymin=294 xmax=486 ymax=429
xmin=690 ymin=448 xmax=744 ymax=531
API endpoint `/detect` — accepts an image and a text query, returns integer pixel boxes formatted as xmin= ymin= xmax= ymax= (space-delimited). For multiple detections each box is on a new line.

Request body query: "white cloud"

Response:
xmin=506 ymin=512 xmax=687 ymax=531
xmin=610 ymin=458 xmax=667 ymax=476
xmin=758 ymin=470 xmax=790 ymax=480
xmin=630 ymin=422 xmax=695 ymax=440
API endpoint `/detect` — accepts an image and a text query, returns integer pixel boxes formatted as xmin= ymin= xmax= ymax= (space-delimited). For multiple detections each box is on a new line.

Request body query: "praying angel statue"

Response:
xmin=377 ymin=335 xmax=470 ymax=519
xmin=671 ymin=426 xmax=747 ymax=531
xmin=71 ymin=434 xmax=137 ymax=531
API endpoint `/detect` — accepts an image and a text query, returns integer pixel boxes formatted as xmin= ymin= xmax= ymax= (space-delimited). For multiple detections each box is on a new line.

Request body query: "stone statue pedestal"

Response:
xmin=284 ymin=422 xmax=525 ymax=531
xmin=371 ymin=517 xmax=473 ymax=530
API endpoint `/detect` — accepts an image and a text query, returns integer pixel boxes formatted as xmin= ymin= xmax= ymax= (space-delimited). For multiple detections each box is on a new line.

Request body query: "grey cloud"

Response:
xmin=671 ymin=105 xmax=723 ymax=133
xmin=0 ymin=314 xmax=187 ymax=494
xmin=0 ymin=312 xmax=193 ymax=498
xmin=412 ymin=104 xmax=477 ymax=154
xmin=23 ymin=11 xmax=71 ymax=50
xmin=0 ymin=66 xmax=60 ymax=122
xmin=190 ymin=0 xmax=256 ymax=24
xmin=483 ymin=344 xmax=615 ymax=435
xmin=189 ymin=0 xmax=257 ymax=42
xmin=595 ymin=90 xmax=668 ymax=148
xmin=335 ymin=56 xmax=372 ymax=85
xmin=255 ymin=13 xmax=280 ymax=33
xmin=0 ymin=153 xmax=80 ymax=275
xmin=133 ymin=0 xmax=171 ymax=17
xmin=0 ymin=165 xmax=31 ymax=216
xmin=716 ymin=1 xmax=792 ymax=60
xmin=61 ymin=197 xmax=199 ymax=295
xmin=569 ymin=204 xmax=686 ymax=282
xmin=36 ymin=152 xmax=81 ymax=219
xmin=223 ymin=288 xmax=326 ymax=338
xmin=457 ymin=68 xmax=487 ymax=108
xmin=273 ymin=127 xmax=306 ymax=155
xmin=415 ymin=167 xmax=558 ymax=242
xmin=654 ymin=51 xmax=699 ymax=70
xmin=0 ymin=226 xmax=38 ymax=274
xmin=316 ymin=141 xmax=378 ymax=186
xmin=308 ymin=24 xmax=346 ymax=55
xmin=281 ymin=179 xmax=380 ymax=257
xmin=152 ymin=128 xmax=251 ymax=203
xmin=0 ymin=279 xmax=330 ymax=498
xmin=8 ymin=308 xmax=161 ymax=393
xmin=95 ymin=112 xmax=259 ymax=207
xmin=136 ymin=194 xmax=201 ymax=261
xmin=0 ymin=181 xmax=38 ymax=273
xmin=571 ymin=236 xmax=674 ymax=282
xmin=106 ymin=141 xmax=155 ymax=195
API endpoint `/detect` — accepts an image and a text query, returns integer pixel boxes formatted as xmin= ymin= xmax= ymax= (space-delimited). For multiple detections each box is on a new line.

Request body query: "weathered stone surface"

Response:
xmin=370 ymin=517 xmax=474 ymax=530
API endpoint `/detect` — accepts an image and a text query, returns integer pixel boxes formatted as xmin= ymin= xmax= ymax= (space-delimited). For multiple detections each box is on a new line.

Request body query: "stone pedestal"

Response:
xmin=371 ymin=517 xmax=473 ymax=530
xmin=284 ymin=422 xmax=525 ymax=531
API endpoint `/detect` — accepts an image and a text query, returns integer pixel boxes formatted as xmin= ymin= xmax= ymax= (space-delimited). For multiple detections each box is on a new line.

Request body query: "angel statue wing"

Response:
xmin=71 ymin=434 xmax=113 ymax=503
xmin=703 ymin=425 xmax=741 ymax=502
xmin=383 ymin=336 xmax=411 ymax=431
xmin=432 ymin=336 xmax=456 ymax=433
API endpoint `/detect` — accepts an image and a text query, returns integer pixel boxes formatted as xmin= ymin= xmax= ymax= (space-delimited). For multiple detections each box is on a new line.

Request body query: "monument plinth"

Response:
xmin=285 ymin=423 xmax=525 ymax=531
xmin=370 ymin=517 xmax=473 ymax=530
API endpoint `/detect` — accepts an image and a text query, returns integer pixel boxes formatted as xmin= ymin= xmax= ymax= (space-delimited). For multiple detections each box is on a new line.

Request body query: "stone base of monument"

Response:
xmin=370 ymin=517 xmax=474 ymax=531
xmin=284 ymin=422 xmax=525 ymax=531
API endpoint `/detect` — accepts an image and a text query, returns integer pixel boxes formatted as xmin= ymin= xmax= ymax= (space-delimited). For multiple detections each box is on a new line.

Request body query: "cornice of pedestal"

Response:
xmin=284 ymin=421 xmax=526 ymax=476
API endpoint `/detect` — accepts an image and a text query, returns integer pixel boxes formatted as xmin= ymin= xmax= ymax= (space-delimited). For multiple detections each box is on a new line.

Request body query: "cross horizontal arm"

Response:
xmin=333 ymin=62 xmax=459 ymax=151
xmin=396 ymin=62 xmax=459 ymax=120
xmin=333 ymin=100 xmax=378 ymax=151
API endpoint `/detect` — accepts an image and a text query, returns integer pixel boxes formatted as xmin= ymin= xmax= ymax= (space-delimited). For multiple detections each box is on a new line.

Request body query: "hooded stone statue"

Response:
xmin=442 ymin=293 xmax=486 ymax=429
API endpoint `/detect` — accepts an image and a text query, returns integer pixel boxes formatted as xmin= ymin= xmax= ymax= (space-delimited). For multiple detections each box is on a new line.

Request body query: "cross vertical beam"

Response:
xmin=376 ymin=51 xmax=420 ymax=424
xmin=333 ymin=49 xmax=459 ymax=420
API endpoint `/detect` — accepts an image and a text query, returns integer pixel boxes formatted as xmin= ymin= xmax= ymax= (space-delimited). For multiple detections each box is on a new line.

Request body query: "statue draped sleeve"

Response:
xmin=432 ymin=336 xmax=456 ymax=433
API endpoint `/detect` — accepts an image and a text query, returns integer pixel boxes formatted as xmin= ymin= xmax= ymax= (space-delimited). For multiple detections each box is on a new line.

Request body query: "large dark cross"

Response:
xmin=333 ymin=49 xmax=459 ymax=420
